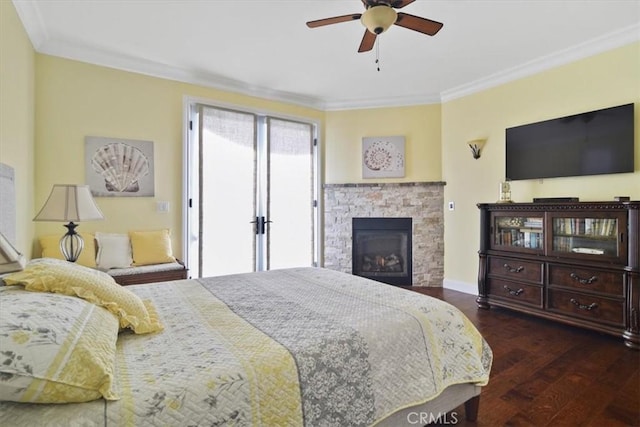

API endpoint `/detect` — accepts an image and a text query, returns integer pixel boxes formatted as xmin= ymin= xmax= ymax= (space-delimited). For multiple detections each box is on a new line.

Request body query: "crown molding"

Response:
xmin=441 ymin=23 xmax=640 ymax=103
xmin=323 ymin=93 xmax=442 ymax=111
xmin=12 ymin=0 xmax=48 ymax=50
xmin=39 ymin=38 xmax=328 ymax=111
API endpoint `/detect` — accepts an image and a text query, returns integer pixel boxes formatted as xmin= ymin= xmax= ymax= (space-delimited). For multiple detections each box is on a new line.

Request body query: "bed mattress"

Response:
xmin=0 ymin=267 xmax=492 ymax=426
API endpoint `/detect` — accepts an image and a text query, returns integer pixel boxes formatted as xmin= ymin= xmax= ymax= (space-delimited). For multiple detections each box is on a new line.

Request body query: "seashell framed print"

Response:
xmin=85 ymin=136 xmax=155 ymax=197
xmin=362 ymin=135 xmax=405 ymax=179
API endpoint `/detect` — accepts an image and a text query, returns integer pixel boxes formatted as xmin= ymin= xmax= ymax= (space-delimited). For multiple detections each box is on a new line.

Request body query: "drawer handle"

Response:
xmin=570 ymin=273 xmax=598 ymax=285
xmin=503 ymin=285 xmax=524 ymax=296
xmin=570 ymin=298 xmax=598 ymax=311
xmin=503 ymin=264 xmax=524 ymax=273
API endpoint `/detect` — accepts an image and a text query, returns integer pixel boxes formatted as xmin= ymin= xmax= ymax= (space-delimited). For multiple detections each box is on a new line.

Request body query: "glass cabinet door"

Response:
xmin=548 ymin=213 xmax=626 ymax=262
xmin=492 ymin=214 xmax=544 ymax=252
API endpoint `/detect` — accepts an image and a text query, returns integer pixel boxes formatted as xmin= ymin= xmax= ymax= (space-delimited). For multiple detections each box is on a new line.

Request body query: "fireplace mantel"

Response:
xmin=323 ymin=181 xmax=446 ymax=189
xmin=323 ymin=181 xmax=445 ymax=287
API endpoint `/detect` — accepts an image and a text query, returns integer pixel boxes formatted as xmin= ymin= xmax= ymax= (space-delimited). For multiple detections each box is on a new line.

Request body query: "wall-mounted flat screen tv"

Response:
xmin=506 ymin=103 xmax=635 ymax=181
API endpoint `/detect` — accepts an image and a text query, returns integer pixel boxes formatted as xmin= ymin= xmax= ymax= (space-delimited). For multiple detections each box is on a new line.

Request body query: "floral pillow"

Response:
xmin=3 ymin=258 xmax=163 ymax=334
xmin=0 ymin=287 xmax=119 ymax=403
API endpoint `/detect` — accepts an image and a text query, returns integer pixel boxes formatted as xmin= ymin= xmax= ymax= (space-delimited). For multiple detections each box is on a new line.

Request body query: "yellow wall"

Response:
xmin=325 ymin=104 xmax=441 ymax=183
xmin=0 ymin=0 xmax=35 ymax=257
xmin=3 ymin=0 xmax=639 ymax=288
xmin=33 ymin=55 xmax=324 ymax=259
xmin=442 ymin=42 xmax=640 ymax=291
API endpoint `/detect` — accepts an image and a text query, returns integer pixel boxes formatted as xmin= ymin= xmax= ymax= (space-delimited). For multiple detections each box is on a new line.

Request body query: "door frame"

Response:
xmin=181 ymin=96 xmax=322 ymax=277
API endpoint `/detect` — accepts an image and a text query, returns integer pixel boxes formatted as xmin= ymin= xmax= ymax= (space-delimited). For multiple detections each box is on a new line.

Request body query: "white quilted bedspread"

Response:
xmin=0 ymin=267 xmax=492 ymax=426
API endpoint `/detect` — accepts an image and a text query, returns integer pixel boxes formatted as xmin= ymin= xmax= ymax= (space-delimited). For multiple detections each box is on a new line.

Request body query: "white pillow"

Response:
xmin=95 ymin=232 xmax=133 ymax=270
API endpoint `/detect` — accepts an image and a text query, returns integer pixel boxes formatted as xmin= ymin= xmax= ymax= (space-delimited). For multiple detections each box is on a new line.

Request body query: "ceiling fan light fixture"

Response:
xmin=361 ymin=6 xmax=397 ymax=35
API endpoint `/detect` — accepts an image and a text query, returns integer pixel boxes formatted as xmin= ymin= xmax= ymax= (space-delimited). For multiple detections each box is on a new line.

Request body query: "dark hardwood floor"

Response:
xmin=409 ymin=287 xmax=640 ymax=427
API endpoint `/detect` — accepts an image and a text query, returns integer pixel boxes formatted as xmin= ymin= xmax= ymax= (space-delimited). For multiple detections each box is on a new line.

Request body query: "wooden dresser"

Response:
xmin=477 ymin=201 xmax=639 ymax=349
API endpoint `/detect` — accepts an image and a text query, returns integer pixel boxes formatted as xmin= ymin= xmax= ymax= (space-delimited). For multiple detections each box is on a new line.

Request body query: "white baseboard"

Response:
xmin=443 ymin=278 xmax=477 ymax=295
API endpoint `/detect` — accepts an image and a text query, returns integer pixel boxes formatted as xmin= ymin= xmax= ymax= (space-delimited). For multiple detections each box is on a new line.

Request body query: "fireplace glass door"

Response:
xmin=352 ymin=218 xmax=412 ymax=286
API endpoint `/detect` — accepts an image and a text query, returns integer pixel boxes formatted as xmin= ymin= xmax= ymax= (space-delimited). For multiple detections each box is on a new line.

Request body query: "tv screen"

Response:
xmin=506 ymin=103 xmax=635 ymax=181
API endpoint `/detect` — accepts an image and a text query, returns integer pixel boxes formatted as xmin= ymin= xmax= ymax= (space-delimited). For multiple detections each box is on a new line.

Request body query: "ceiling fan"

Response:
xmin=306 ymin=0 xmax=443 ymax=53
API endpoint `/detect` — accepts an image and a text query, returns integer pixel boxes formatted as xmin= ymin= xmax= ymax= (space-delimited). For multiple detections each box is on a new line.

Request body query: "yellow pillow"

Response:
xmin=129 ymin=229 xmax=176 ymax=266
xmin=0 ymin=287 xmax=119 ymax=403
xmin=39 ymin=233 xmax=97 ymax=268
xmin=3 ymin=258 xmax=163 ymax=334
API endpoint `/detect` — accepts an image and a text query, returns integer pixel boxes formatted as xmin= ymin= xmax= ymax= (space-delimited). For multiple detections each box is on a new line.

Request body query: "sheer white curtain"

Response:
xmin=194 ymin=106 xmax=316 ymax=277
xmin=200 ymin=106 xmax=256 ymax=277
xmin=267 ymin=118 xmax=314 ymax=270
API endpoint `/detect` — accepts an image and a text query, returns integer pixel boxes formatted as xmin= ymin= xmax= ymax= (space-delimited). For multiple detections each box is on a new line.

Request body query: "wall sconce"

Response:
xmin=468 ymin=139 xmax=487 ymax=159
xmin=34 ymin=184 xmax=104 ymax=262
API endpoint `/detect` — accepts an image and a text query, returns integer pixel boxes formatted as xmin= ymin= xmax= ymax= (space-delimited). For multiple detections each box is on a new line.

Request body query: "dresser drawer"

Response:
xmin=548 ymin=264 xmax=624 ymax=297
xmin=487 ymin=278 xmax=543 ymax=308
xmin=488 ymin=256 xmax=544 ymax=284
xmin=547 ymin=289 xmax=624 ymax=327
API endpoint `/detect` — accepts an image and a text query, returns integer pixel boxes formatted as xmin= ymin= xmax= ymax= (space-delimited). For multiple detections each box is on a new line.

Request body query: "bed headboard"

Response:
xmin=0 ymin=163 xmax=17 ymax=244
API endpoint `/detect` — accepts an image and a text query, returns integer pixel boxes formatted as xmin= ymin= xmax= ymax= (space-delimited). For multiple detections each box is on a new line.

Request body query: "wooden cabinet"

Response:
xmin=477 ymin=201 xmax=640 ymax=349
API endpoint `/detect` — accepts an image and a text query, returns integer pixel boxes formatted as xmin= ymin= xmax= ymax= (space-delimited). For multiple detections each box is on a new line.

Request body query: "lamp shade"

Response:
xmin=34 ymin=185 xmax=104 ymax=222
xmin=361 ymin=5 xmax=397 ymax=35
xmin=0 ymin=232 xmax=26 ymax=274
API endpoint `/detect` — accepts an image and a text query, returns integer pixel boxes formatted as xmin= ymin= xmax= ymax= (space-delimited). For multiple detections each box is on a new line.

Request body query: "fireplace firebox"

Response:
xmin=352 ymin=217 xmax=412 ymax=286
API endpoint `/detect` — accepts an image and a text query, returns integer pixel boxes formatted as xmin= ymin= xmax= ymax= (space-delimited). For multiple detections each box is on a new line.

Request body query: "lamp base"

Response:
xmin=60 ymin=222 xmax=84 ymax=262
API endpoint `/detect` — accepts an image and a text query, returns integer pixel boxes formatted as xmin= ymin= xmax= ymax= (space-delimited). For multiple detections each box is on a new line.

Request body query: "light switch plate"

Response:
xmin=156 ymin=201 xmax=170 ymax=213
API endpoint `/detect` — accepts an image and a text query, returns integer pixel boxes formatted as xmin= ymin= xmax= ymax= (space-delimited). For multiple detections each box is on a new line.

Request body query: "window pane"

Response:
xmin=200 ymin=107 xmax=256 ymax=276
xmin=267 ymin=118 xmax=313 ymax=269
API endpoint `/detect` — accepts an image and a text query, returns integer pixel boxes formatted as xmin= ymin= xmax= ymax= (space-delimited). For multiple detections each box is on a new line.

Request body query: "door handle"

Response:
xmin=260 ymin=217 xmax=273 ymax=235
xmin=250 ymin=217 xmax=273 ymax=235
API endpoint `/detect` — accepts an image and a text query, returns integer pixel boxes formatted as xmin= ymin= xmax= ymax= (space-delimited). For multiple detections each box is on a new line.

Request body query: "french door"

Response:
xmin=186 ymin=104 xmax=318 ymax=277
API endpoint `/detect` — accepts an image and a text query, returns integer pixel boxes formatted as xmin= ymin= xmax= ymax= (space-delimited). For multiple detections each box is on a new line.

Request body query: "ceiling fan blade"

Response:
xmin=358 ymin=29 xmax=377 ymax=52
xmin=306 ymin=14 xmax=362 ymax=28
xmin=395 ymin=12 xmax=443 ymax=36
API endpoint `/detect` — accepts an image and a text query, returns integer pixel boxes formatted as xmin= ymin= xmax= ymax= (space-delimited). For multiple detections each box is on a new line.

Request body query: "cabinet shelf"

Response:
xmin=553 ymin=233 xmax=616 ymax=240
xmin=477 ymin=201 xmax=639 ymax=349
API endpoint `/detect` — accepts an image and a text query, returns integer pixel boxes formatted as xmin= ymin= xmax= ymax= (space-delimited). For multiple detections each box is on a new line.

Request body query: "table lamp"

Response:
xmin=34 ymin=184 xmax=104 ymax=262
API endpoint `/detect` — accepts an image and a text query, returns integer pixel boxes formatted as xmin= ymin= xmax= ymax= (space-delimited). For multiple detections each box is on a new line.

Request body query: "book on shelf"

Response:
xmin=572 ymin=247 xmax=605 ymax=255
xmin=524 ymin=218 xmax=543 ymax=229
xmin=555 ymin=217 xmax=617 ymax=237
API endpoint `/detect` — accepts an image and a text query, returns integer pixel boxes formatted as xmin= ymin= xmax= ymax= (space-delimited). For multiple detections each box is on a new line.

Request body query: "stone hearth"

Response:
xmin=323 ymin=182 xmax=445 ymax=287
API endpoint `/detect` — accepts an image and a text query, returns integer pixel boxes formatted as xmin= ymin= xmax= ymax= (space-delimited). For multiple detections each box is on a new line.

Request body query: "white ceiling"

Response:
xmin=13 ymin=0 xmax=640 ymax=110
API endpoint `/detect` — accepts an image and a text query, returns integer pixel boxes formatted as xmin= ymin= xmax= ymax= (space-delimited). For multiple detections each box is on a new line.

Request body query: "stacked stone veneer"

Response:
xmin=323 ymin=182 xmax=445 ymax=287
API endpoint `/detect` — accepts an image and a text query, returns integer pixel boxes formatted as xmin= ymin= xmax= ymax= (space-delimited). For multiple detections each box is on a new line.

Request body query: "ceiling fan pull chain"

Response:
xmin=376 ymin=37 xmax=381 ymax=72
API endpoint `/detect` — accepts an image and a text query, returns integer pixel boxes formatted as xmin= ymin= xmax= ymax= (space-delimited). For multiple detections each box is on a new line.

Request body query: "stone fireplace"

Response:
xmin=323 ymin=182 xmax=445 ymax=287
xmin=352 ymin=217 xmax=412 ymax=286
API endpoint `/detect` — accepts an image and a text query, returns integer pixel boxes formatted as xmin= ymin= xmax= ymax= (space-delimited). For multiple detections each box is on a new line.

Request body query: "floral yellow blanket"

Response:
xmin=0 ymin=267 xmax=491 ymax=426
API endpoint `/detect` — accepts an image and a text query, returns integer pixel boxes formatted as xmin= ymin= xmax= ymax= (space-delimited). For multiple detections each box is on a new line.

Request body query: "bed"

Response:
xmin=0 ymin=262 xmax=492 ymax=426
